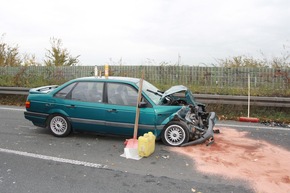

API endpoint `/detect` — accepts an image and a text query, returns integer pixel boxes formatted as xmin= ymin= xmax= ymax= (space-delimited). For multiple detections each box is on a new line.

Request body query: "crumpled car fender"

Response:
xmin=160 ymin=112 xmax=177 ymax=126
xmin=160 ymin=106 xmax=191 ymax=129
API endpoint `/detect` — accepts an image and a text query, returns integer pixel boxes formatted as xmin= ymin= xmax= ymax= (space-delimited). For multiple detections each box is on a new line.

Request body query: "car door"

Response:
xmin=53 ymin=81 xmax=108 ymax=133
xmin=104 ymin=82 xmax=156 ymax=136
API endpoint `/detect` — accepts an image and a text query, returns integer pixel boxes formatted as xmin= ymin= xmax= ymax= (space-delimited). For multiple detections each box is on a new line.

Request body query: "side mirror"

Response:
xmin=138 ymin=101 xmax=147 ymax=108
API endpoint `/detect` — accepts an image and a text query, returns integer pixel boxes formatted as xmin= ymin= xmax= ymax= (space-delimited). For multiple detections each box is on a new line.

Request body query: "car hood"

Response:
xmin=162 ymin=85 xmax=188 ymax=96
xmin=159 ymin=85 xmax=197 ymax=105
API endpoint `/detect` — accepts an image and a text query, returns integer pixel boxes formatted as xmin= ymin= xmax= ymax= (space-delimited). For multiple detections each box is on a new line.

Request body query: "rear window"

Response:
xmin=54 ymin=83 xmax=76 ymax=99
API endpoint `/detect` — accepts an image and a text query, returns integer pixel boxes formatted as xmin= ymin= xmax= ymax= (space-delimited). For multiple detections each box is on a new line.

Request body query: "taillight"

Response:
xmin=25 ymin=101 xmax=31 ymax=108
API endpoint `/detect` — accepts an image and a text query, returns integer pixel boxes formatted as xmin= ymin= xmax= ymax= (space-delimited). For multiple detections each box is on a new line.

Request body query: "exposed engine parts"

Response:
xmin=175 ymin=105 xmax=218 ymax=146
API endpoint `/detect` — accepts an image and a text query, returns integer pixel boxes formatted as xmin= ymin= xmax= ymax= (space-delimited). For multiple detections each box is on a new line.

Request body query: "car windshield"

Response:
xmin=138 ymin=80 xmax=162 ymax=105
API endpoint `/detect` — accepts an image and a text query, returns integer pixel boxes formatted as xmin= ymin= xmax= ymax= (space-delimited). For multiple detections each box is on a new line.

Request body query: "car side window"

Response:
xmin=54 ymin=83 xmax=76 ymax=99
xmin=71 ymin=82 xmax=103 ymax=103
xmin=107 ymin=83 xmax=138 ymax=106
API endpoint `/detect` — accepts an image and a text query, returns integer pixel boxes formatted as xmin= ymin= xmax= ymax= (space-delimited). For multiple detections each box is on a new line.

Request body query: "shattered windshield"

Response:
xmin=138 ymin=80 xmax=162 ymax=105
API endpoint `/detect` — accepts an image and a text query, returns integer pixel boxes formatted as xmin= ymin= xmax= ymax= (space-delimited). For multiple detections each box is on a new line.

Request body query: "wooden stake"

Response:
xmin=133 ymin=70 xmax=144 ymax=139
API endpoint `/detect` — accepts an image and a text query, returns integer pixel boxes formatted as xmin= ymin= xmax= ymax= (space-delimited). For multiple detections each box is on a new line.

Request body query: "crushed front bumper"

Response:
xmin=181 ymin=112 xmax=217 ymax=147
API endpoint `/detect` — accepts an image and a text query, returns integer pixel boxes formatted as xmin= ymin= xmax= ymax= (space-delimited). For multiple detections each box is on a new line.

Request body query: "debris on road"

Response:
xmin=260 ymin=121 xmax=290 ymax=128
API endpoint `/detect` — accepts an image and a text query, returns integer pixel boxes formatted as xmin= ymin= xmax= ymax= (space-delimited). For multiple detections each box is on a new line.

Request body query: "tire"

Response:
xmin=161 ymin=121 xmax=189 ymax=146
xmin=48 ymin=114 xmax=71 ymax=137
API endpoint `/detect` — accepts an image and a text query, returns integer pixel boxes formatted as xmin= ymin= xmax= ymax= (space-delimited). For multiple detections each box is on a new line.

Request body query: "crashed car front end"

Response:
xmin=174 ymin=105 xmax=217 ymax=146
xmin=156 ymin=85 xmax=218 ymax=146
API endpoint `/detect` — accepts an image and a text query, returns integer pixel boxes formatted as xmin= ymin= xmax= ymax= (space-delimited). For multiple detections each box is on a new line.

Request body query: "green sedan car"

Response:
xmin=24 ymin=76 xmax=216 ymax=147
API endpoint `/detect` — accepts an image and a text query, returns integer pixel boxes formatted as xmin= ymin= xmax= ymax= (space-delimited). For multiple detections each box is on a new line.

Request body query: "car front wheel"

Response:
xmin=48 ymin=114 xmax=71 ymax=137
xmin=161 ymin=121 xmax=189 ymax=146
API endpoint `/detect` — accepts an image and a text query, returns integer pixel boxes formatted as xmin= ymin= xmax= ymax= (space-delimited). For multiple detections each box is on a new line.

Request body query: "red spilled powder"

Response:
xmin=170 ymin=127 xmax=290 ymax=193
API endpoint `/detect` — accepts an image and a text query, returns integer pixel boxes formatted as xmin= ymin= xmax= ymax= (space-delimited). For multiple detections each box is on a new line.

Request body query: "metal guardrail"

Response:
xmin=0 ymin=87 xmax=30 ymax=95
xmin=0 ymin=87 xmax=289 ymax=107
xmin=195 ymin=94 xmax=290 ymax=108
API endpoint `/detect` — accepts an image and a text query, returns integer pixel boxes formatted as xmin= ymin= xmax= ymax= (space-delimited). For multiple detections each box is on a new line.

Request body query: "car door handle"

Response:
xmin=107 ymin=109 xmax=117 ymax=112
xmin=66 ymin=105 xmax=75 ymax=108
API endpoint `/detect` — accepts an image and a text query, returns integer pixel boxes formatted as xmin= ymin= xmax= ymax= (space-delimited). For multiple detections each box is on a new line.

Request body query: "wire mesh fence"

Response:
xmin=0 ymin=65 xmax=289 ymax=96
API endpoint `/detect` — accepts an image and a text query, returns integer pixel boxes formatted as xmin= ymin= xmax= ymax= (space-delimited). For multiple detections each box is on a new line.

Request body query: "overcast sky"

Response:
xmin=1 ymin=0 xmax=290 ymax=66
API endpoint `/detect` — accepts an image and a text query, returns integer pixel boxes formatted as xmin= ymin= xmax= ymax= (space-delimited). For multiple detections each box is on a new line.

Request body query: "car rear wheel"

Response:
xmin=161 ymin=121 xmax=189 ymax=146
xmin=48 ymin=114 xmax=71 ymax=137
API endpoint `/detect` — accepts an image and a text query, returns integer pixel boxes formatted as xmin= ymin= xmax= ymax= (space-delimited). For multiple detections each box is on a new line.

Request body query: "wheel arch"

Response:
xmin=46 ymin=109 xmax=70 ymax=127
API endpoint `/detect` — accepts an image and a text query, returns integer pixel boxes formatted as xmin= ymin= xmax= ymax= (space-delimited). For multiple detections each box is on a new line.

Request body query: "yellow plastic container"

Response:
xmin=148 ymin=132 xmax=155 ymax=153
xmin=138 ymin=132 xmax=156 ymax=157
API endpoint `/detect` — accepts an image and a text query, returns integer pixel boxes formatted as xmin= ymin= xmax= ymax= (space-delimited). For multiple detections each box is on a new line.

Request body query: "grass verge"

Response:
xmin=208 ymin=104 xmax=290 ymax=124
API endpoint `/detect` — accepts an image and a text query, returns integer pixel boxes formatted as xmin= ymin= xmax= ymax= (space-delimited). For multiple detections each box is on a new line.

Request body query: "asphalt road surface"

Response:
xmin=0 ymin=105 xmax=289 ymax=193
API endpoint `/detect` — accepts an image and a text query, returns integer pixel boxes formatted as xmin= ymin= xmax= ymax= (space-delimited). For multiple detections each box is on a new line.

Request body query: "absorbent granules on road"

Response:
xmin=170 ymin=127 xmax=290 ymax=193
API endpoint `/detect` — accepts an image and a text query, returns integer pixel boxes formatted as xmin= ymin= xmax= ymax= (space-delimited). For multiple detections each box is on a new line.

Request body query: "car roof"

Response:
xmin=73 ymin=76 xmax=140 ymax=84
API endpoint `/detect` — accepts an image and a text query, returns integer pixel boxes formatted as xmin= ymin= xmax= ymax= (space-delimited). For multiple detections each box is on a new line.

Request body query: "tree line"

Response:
xmin=0 ymin=34 xmax=79 ymax=67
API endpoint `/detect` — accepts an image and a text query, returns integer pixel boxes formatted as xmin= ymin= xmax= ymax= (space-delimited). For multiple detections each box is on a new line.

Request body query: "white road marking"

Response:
xmin=0 ymin=148 xmax=108 ymax=169
xmin=0 ymin=107 xmax=25 ymax=111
